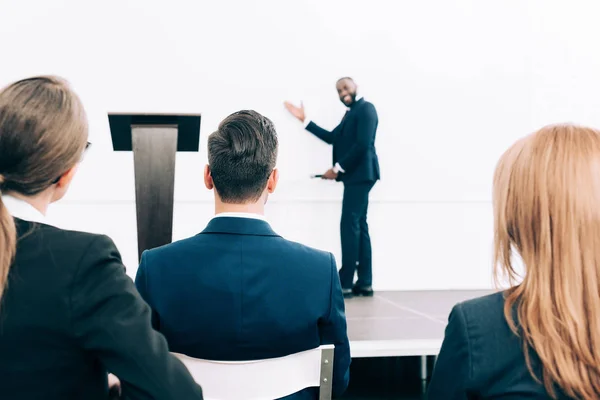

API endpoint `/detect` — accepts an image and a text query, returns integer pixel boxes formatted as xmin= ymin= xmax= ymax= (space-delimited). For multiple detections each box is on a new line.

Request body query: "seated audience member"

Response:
xmin=0 ymin=76 xmax=203 ymax=400
xmin=135 ymin=110 xmax=351 ymax=399
xmin=428 ymin=124 xmax=600 ymax=399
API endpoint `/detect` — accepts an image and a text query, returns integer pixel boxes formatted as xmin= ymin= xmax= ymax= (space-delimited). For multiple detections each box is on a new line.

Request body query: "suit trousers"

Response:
xmin=338 ymin=181 xmax=376 ymax=289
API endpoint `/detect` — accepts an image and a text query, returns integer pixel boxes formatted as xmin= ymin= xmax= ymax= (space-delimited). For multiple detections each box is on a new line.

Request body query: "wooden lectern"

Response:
xmin=108 ymin=113 xmax=201 ymax=261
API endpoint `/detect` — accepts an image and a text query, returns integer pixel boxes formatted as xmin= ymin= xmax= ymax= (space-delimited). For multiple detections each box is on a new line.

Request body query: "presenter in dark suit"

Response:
xmin=135 ymin=110 xmax=351 ymax=400
xmin=428 ymin=124 xmax=600 ymax=399
xmin=285 ymin=77 xmax=380 ymax=298
xmin=0 ymin=76 xmax=203 ymax=399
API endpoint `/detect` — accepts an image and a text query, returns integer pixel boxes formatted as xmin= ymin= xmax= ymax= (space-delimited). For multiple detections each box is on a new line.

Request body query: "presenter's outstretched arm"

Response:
xmin=284 ymin=101 xmax=335 ymax=144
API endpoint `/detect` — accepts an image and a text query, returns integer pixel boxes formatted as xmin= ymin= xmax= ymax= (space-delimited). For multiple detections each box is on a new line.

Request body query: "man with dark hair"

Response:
xmin=135 ymin=110 xmax=351 ymax=399
xmin=207 ymin=110 xmax=279 ymax=203
xmin=285 ymin=77 xmax=380 ymax=298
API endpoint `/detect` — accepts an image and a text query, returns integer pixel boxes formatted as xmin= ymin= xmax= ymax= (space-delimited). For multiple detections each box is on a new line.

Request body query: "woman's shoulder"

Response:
xmin=453 ymin=291 xmax=507 ymax=326
xmin=15 ymin=219 xmax=119 ymax=265
xmin=16 ymin=218 xmax=112 ymax=244
xmin=458 ymin=290 xmax=506 ymax=314
xmin=452 ymin=290 xmax=519 ymax=347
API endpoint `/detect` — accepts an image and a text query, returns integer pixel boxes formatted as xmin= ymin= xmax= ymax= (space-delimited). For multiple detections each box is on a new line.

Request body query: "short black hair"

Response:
xmin=336 ymin=77 xmax=354 ymax=83
xmin=208 ymin=110 xmax=278 ymax=203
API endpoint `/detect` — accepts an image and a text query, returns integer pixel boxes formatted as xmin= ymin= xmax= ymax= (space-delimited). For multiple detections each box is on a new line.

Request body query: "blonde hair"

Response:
xmin=494 ymin=124 xmax=600 ymax=398
xmin=0 ymin=76 xmax=88 ymax=302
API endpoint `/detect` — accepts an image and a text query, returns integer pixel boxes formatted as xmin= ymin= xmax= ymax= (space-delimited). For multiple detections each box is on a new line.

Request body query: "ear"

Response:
xmin=267 ymin=168 xmax=279 ymax=194
xmin=204 ymin=165 xmax=214 ymax=190
xmin=56 ymin=165 xmax=79 ymax=188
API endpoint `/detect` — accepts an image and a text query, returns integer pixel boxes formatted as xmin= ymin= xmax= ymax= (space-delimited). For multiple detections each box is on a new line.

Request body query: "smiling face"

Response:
xmin=336 ymin=78 xmax=357 ymax=107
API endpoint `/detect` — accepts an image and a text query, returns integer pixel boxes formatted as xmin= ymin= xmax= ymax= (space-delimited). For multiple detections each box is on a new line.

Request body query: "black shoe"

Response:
xmin=352 ymin=285 xmax=374 ymax=297
xmin=342 ymin=288 xmax=354 ymax=299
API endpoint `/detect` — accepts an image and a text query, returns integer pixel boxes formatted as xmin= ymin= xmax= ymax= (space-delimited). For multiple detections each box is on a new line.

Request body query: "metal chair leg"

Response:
xmin=420 ymin=355 xmax=428 ymax=381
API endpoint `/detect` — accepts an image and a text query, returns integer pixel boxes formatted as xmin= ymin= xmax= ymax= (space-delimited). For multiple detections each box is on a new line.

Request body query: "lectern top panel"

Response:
xmin=108 ymin=113 xmax=201 ymax=152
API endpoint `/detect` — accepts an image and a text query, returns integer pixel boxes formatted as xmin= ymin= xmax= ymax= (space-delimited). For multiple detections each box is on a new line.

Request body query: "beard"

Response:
xmin=341 ymin=92 xmax=357 ymax=106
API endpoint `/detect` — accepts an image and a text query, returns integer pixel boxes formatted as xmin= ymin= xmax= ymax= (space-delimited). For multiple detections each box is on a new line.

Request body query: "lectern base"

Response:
xmin=132 ymin=125 xmax=177 ymax=260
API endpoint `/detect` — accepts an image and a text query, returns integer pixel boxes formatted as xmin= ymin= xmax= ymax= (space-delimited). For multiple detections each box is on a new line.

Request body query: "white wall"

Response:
xmin=1 ymin=0 xmax=600 ymax=289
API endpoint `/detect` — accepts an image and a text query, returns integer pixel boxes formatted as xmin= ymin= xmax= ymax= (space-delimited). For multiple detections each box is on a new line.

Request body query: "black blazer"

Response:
xmin=135 ymin=217 xmax=351 ymax=399
xmin=0 ymin=219 xmax=204 ymax=400
xmin=428 ymin=291 xmax=569 ymax=399
xmin=306 ymin=98 xmax=380 ymax=184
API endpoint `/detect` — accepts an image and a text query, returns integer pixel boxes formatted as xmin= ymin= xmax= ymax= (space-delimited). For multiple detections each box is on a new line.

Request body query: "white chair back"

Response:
xmin=173 ymin=344 xmax=335 ymax=400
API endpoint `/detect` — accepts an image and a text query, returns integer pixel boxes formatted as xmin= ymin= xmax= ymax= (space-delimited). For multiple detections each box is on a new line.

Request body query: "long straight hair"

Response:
xmin=494 ymin=124 xmax=600 ymax=398
xmin=0 ymin=76 xmax=88 ymax=302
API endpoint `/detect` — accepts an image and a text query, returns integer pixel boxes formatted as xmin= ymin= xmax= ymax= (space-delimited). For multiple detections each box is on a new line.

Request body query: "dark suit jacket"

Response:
xmin=428 ymin=291 xmax=570 ymax=399
xmin=0 ymin=219 xmax=203 ymax=400
xmin=135 ymin=216 xmax=351 ymax=399
xmin=306 ymin=98 xmax=380 ymax=184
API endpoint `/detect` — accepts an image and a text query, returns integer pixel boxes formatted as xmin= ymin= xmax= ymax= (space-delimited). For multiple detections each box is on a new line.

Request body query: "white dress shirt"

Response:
xmin=2 ymin=194 xmax=49 ymax=224
xmin=212 ymin=212 xmax=267 ymax=221
xmin=302 ymin=96 xmax=364 ymax=174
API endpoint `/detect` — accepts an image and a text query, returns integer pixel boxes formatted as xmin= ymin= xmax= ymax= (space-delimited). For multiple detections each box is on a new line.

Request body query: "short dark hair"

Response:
xmin=208 ymin=110 xmax=278 ymax=203
xmin=336 ymin=76 xmax=354 ymax=83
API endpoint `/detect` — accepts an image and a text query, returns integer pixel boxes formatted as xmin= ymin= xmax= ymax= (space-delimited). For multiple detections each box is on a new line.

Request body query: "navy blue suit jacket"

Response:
xmin=428 ymin=291 xmax=567 ymax=399
xmin=306 ymin=98 xmax=380 ymax=184
xmin=135 ymin=216 xmax=351 ymax=399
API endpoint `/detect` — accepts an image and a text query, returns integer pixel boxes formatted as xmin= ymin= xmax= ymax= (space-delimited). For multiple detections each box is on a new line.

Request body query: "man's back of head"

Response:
xmin=205 ymin=110 xmax=279 ymax=209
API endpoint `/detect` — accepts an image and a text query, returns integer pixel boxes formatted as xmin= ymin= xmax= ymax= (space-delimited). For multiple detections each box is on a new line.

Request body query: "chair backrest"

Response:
xmin=173 ymin=344 xmax=335 ymax=400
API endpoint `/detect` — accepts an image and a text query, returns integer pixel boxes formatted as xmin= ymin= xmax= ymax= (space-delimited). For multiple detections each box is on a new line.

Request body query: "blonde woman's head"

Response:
xmin=494 ymin=124 xmax=600 ymax=398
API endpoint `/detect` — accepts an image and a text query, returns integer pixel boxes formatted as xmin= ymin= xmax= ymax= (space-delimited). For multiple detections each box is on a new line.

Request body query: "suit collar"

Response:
xmin=349 ymin=97 xmax=365 ymax=109
xmin=338 ymin=97 xmax=365 ymax=133
xmin=200 ymin=216 xmax=280 ymax=237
